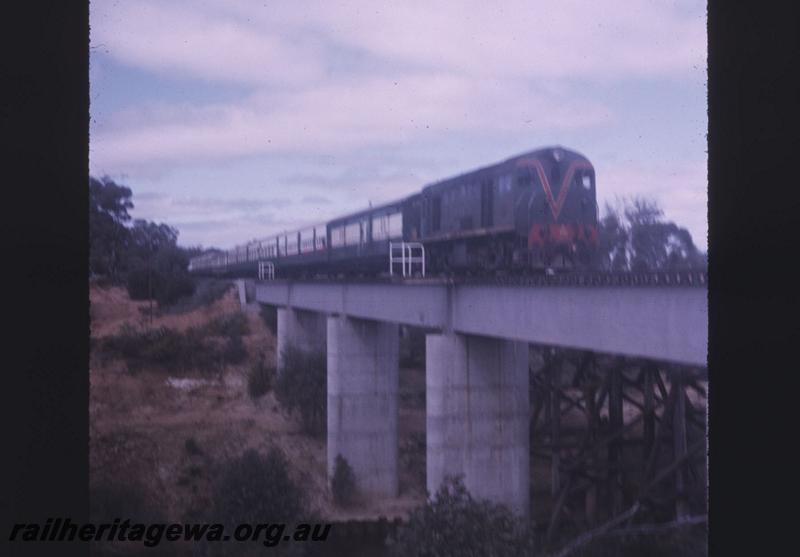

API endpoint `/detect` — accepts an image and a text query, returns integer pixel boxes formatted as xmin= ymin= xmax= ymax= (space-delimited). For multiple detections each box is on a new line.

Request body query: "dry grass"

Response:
xmin=89 ymin=282 xmax=428 ymax=526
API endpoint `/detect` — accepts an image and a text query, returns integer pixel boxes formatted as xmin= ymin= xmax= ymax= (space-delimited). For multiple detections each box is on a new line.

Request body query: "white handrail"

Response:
xmin=258 ymin=261 xmax=275 ymax=281
xmin=389 ymin=242 xmax=425 ymax=277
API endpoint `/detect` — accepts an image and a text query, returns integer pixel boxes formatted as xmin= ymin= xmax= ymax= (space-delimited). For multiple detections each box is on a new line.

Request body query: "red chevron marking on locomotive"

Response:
xmin=516 ymin=159 xmax=593 ymax=220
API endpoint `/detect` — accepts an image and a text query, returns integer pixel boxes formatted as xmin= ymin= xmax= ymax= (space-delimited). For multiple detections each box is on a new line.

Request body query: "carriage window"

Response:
xmin=372 ymin=214 xmax=388 ymax=241
xmin=286 ymin=233 xmax=299 ymax=255
xmin=498 ymin=175 xmax=512 ymax=193
xmin=300 ymin=229 xmax=315 ymax=253
xmin=314 ymin=225 xmax=327 ymax=250
xmin=388 ymin=212 xmax=402 ymax=238
xmin=344 ymin=222 xmax=360 ymax=245
xmin=331 ymin=226 xmax=345 ymax=248
xmin=372 ymin=212 xmax=401 ymax=241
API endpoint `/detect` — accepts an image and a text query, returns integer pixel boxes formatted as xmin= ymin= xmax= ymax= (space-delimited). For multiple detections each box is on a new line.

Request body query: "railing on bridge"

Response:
xmin=258 ymin=261 xmax=275 ymax=281
xmin=389 ymin=242 xmax=425 ymax=278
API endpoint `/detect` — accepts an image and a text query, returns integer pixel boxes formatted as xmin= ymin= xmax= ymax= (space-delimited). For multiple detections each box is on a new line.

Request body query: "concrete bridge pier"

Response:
xmin=327 ymin=316 xmax=399 ymax=497
xmin=276 ymin=307 xmax=327 ymax=372
xmin=426 ymin=333 xmax=530 ymax=516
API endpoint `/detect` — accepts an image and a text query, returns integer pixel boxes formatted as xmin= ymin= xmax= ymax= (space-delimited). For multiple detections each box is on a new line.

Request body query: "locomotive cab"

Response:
xmin=516 ymin=147 xmax=599 ymax=269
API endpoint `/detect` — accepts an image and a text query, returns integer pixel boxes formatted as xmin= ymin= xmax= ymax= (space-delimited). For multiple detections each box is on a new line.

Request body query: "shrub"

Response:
xmin=125 ymin=266 xmax=156 ymax=301
xmin=331 ymin=454 xmax=357 ymax=508
xmin=90 ymin=481 xmax=162 ymax=524
xmin=247 ymin=354 xmax=275 ymax=399
xmin=102 ymin=323 xmax=221 ymax=373
xmin=570 ymin=524 xmax=707 ymax=557
xmin=213 ymin=448 xmax=304 ymax=526
xmin=90 ymin=481 xmax=173 ymax=556
xmin=155 ymin=273 xmax=195 ymax=306
xmin=222 ymin=334 xmax=248 ymax=365
xmin=184 ymin=437 xmax=203 ymax=456
xmin=159 ymin=278 xmax=233 ymax=315
xmin=125 ymin=262 xmax=195 ymax=307
xmin=275 ymin=345 xmax=327 ymax=436
xmin=391 ymin=476 xmax=535 ymax=557
xmin=205 ymin=312 xmax=250 ymax=338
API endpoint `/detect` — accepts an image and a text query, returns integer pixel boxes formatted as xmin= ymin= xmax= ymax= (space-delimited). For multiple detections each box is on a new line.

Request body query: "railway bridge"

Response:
xmin=251 ymin=275 xmax=707 ymax=519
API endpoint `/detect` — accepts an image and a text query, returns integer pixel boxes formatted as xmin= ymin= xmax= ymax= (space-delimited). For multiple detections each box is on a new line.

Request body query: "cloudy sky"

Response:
xmin=89 ymin=0 xmax=707 ymax=250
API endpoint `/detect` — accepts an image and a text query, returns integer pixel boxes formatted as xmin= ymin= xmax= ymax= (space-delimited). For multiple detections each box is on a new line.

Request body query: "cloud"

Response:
xmin=300 ymin=195 xmax=331 ymax=205
xmin=92 ymin=0 xmax=705 ymax=85
xmin=90 ymin=1 xmax=324 ymax=86
xmin=89 ymin=0 xmax=702 ymax=173
xmin=129 ymin=191 xmax=304 ymax=248
xmin=90 ymin=74 xmax=613 ymax=174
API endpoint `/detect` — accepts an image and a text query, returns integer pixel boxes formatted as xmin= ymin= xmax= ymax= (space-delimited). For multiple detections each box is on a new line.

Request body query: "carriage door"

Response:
xmin=481 ymin=180 xmax=494 ymax=228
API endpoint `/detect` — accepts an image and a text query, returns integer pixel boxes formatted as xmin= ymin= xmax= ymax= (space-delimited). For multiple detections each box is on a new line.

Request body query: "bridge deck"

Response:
xmin=255 ymin=279 xmax=707 ymax=366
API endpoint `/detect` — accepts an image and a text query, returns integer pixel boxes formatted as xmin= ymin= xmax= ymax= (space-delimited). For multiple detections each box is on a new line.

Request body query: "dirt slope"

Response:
xmin=89 ymin=284 xmax=426 ymax=525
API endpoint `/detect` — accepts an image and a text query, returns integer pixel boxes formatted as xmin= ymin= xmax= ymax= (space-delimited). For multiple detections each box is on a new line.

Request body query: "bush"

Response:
xmin=247 ymin=354 xmax=275 ymax=399
xmin=391 ymin=476 xmax=535 ymax=557
xmin=90 ymin=481 xmax=172 ymax=556
xmin=102 ymin=323 xmax=221 ymax=373
xmin=213 ymin=448 xmax=304 ymax=526
xmin=331 ymin=454 xmax=357 ymax=508
xmin=570 ymin=524 xmax=707 ymax=557
xmin=156 ymin=273 xmax=195 ymax=306
xmin=125 ymin=262 xmax=195 ymax=307
xmin=205 ymin=313 xmax=250 ymax=338
xmin=275 ymin=345 xmax=327 ymax=436
xmin=222 ymin=334 xmax=247 ymax=365
xmin=184 ymin=437 xmax=203 ymax=456
xmin=159 ymin=279 xmax=233 ymax=315
xmin=90 ymin=481 xmax=163 ymax=524
xmin=126 ymin=266 xmax=156 ymax=301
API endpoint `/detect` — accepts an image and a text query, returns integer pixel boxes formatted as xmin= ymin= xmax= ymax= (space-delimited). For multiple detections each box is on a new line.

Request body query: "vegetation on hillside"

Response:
xmin=89 ymin=175 xmax=213 ymax=306
xmin=213 ymin=448 xmax=306 ymax=526
xmin=100 ymin=312 xmax=249 ymax=374
xmin=275 ymin=345 xmax=327 ymax=436
xmin=247 ymin=352 xmax=276 ymax=399
xmin=391 ymin=476 xmax=535 ymax=557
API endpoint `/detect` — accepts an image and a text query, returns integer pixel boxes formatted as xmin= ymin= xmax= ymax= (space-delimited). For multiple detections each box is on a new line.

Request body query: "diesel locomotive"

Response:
xmin=189 ymin=146 xmax=599 ymax=277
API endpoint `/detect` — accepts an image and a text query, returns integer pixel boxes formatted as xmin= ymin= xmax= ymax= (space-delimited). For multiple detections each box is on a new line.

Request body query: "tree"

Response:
xmin=129 ymin=219 xmax=179 ymax=258
xmin=597 ymin=202 xmax=629 ymax=271
xmin=90 ymin=175 xmax=133 ymax=223
xmin=88 ymin=176 xmax=198 ymax=305
xmin=89 ymin=176 xmax=133 ymax=278
xmin=597 ymin=197 xmax=705 ymax=272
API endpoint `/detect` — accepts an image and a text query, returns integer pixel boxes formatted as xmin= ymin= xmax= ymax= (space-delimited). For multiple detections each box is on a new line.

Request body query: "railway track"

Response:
xmin=252 ymin=270 xmax=707 ymax=288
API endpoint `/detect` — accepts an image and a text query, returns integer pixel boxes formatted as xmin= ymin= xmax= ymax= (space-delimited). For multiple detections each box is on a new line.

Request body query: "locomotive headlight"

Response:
xmin=553 ymin=149 xmax=563 ymax=161
xmin=582 ymin=175 xmax=592 ymax=189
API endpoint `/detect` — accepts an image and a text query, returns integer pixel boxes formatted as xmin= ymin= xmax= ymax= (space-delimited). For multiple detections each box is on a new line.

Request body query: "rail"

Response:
xmin=389 ymin=242 xmax=426 ymax=278
xmin=258 ymin=261 xmax=275 ymax=281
